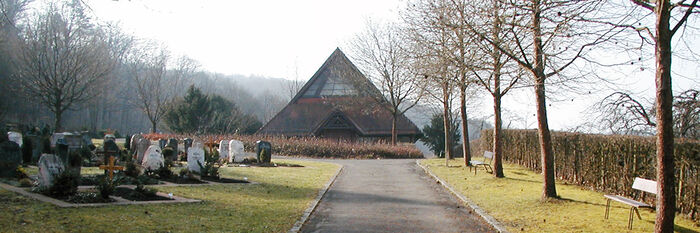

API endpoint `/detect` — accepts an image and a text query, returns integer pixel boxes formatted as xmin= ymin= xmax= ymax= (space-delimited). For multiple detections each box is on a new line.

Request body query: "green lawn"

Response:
xmin=1 ymin=159 xmax=339 ymax=232
xmin=420 ymin=158 xmax=700 ymax=233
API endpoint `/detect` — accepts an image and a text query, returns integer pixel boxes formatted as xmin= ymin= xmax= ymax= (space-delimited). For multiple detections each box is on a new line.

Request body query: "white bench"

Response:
xmin=604 ymin=177 xmax=657 ymax=230
xmin=469 ymin=151 xmax=493 ymax=175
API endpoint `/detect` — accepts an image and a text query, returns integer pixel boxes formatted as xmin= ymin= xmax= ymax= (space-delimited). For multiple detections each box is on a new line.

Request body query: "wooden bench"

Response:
xmin=469 ymin=151 xmax=493 ymax=175
xmin=604 ymin=177 xmax=657 ymax=230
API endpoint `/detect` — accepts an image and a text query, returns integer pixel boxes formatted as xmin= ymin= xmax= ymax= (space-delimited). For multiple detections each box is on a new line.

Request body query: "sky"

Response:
xmin=86 ymin=0 xmax=403 ymax=80
xmin=41 ymin=0 xmax=699 ymax=131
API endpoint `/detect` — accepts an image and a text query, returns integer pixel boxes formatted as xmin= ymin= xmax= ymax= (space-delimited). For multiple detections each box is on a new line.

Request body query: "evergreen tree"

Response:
xmin=420 ymin=113 xmax=460 ymax=157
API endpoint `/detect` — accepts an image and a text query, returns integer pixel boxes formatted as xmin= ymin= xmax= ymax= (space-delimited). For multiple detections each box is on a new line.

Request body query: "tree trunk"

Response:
xmin=460 ymin=85 xmax=470 ymax=166
xmin=493 ymin=93 xmax=504 ymax=178
xmin=654 ymin=1 xmax=676 ymax=231
xmin=532 ymin=0 xmax=557 ymax=199
xmin=443 ymin=84 xmax=453 ymax=162
xmin=151 ymin=120 xmax=157 ymax=133
xmin=54 ymin=111 xmax=63 ymax=132
xmin=391 ymin=113 xmax=398 ymax=145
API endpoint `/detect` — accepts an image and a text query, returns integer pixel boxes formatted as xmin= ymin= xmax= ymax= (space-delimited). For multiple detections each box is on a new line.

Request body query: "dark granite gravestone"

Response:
xmin=55 ymin=139 xmax=70 ymax=168
xmin=255 ymin=140 xmax=271 ymax=163
xmin=0 ymin=140 xmax=22 ymax=177
xmin=166 ymin=138 xmax=178 ymax=161
xmin=130 ymin=134 xmax=144 ymax=152
xmin=103 ymin=140 xmax=120 ymax=163
xmin=184 ymin=138 xmax=193 ymax=154
xmin=158 ymin=139 xmax=167 ymax=149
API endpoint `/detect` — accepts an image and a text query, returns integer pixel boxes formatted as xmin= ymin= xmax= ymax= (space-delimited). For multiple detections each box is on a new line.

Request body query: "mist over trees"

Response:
xmin=0 ymin=0 xmax=289 ymax=135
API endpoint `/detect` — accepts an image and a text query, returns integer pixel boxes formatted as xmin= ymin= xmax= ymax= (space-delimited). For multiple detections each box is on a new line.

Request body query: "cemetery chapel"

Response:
xmin=258 ymin=48 xmax=422 ymax=142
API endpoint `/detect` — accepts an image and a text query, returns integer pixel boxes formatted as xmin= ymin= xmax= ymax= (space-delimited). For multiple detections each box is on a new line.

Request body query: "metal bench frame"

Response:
xmin=603 ymin=177 xmax=657 ymax=230
xmin=469 ymin=151 xmax=493 ymax=175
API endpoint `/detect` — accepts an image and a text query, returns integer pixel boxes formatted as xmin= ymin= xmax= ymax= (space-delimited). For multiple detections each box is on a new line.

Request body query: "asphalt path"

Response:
xmin=298 ymin=159 xmax=494 ymax=233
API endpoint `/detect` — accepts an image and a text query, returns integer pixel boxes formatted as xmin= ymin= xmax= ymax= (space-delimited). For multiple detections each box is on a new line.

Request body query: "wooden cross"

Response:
xmin=99 ymin=156 xmax=124 ymax=180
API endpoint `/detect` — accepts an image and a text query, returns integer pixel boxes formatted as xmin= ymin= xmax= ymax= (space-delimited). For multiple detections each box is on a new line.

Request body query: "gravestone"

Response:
xmin=103 ymin=140 xmax=120 ymax=163
xmin=7 ymin=131 xmax=22 ymax=148
xmin=228 ymin=140 xmax=244 ymax=163
xmin=0 ymin=140 xmax=22 ymax=177
xmin=187 ymin=142 xmax=205 ymax=173
xmin=130 ymin=134 xmax=144 ymax=151
xmin=218 ymin=140 xmax=229 ymax=161
xmin=38 ymin=154 xmax=64 ymax=188
xmin=184 ymin=138 xmax=193 ymax=154
xmin=158 ymin=139 xmax=167 ymax=149
xmin=255 ymin=140 xmax=272 ymax=163
xmin=81 ymin=134 xmax=95 ymax=150
xmin=50 ymin=133 xmax=65 ymax=148
xmin=136 ymin=138 xmax=150 ymax=164
xmin=63 ymin=133 xmax=83 ymax=150
xmin=166 ymin=138 xmax=178 ymax=160
xmin=27 ymin=135 xmax=43 ymax=163
xmin=55 ymin=139 xmax=70 ymax=168
xmin=142 ymin=145 xmax=164 ymax=171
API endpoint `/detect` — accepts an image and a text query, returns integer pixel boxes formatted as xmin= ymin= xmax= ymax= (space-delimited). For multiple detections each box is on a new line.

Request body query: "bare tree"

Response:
xmin=14 ymin=2 xmax=118 ymax=131
xmin=610 ymin=0 xmax=699 ymax=229
xmin=460 ymin=0 xmax=625 ymax=199
xmin=404 ymin=0 xmax=459 ymax=163
xmin=348 ymin=20 xmax=425 ymax=145
xmin=126 ymin=43 xmax=170 ymax=133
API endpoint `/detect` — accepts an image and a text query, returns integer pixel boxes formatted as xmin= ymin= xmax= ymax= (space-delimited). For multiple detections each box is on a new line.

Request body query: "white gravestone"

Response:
xmin=228 ymin=140 xmax=245 ymax=163
xmin=7 ymin=131 xmax=22 ymax=148
xmin=141 ymin=145 xmax=165 ymax=171
xmin=136 ymin=138 xmax=151 ymax=164
xmin=218 ymin=140 xmax=229 ymax=161
xmin=38 ymin=154 xmax=65 ymax=188
xmin=187 ymin=142 xmax=205 ymax=173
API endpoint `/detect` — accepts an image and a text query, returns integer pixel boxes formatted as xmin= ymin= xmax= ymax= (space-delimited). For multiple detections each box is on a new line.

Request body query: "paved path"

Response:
xmin=300 ymin=159 xmax=494 ymax=233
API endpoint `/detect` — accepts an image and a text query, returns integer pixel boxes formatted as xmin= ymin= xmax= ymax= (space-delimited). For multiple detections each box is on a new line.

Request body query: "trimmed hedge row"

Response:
xmin=143 ymin=133 xmax=423 ymax=159
xmin=471 ymin=129 xmax=699 ymax=221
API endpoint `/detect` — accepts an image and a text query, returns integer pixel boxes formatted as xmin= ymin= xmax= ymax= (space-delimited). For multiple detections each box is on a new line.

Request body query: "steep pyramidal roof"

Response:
xmin=257 ymin=48 xmax=421 ymax=139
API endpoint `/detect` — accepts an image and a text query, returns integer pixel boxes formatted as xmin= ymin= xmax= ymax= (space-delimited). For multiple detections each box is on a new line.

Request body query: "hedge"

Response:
xmin=142 ymin=133 xmax=423 ymax=159
xmin=471 ymin=129 xmax=699 ymax=221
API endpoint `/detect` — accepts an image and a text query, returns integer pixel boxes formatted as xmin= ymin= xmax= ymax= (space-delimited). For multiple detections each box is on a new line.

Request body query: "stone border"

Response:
xmin=415 ymin=160 xmax=510 ymax=233
xmin=0 ymin=182 xmax=201 ymax=207
xmin=288 ymin=164 xmax=343 ymax=233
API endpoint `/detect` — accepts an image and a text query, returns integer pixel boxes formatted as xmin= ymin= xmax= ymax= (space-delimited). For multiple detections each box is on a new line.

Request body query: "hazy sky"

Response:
xmin=87 ymin=0 xmax=403 ymax=80
xmin=45 ymin=1 xmax=698 ymax=131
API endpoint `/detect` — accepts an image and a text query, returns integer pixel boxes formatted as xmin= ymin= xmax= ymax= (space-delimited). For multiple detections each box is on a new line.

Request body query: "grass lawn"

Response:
xmin=420 ymin=158 xmax=700 ymax=233
xmin=1 ymin=159 xmax=340 ymax=232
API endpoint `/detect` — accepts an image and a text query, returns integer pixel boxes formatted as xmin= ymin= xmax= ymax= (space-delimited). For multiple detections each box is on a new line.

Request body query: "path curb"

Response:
xmin=416 ymin=160 xmax=510 ymax=233
xmin=288 ymin=164 xmax=343 ymax=233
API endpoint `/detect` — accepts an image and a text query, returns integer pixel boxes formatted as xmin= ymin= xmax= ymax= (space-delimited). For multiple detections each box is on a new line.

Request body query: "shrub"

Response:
xmin=155 ymin=165 xmax=174 ymax=179
xmin=259 ymin=148 xmax=270 ymax=164
xmin=124 ymin=162 xmax=141 ymax=178
xmin=197 ymin=149 xmax=220 ymax=178
xmin=47 ymin=170 xmax=80 ymax=197
xmin=97 ymin=177 xmax=119 ymax=199
xmin=241 ymin=156 xmax=257 ymax=164
xmin=18 ymin=178 xmax=33 ymax=187
xmin=15 ymin=166 xmax=29 ymax=179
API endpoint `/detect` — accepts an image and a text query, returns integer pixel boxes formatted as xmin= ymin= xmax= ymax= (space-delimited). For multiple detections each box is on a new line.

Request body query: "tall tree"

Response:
xmin=626 ymin=0 xmax=698 ymax=230
xmin=126 ymin=43 xmax=170 ymax=133
xmin=462 ymin=0 xmax=623 ymax=199
xmin=454 ymin=0 xmax=522 ymax=177
xmin=404 ymin=0 xmax=459 ymax=163
xmin=14 ymin=1 xmax=118 ymax=130
xmin=349 ymin=20 xmax=425 ymax=145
